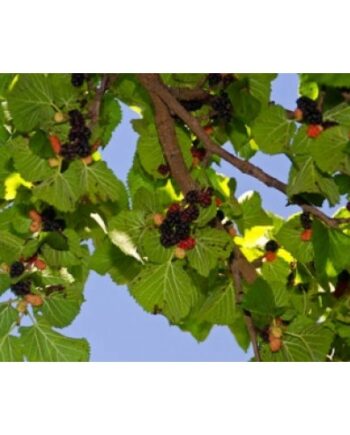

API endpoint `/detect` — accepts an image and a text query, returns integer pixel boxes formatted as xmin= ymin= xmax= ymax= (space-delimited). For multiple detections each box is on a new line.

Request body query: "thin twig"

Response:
xmin=89 ymin=74 xmax=117 ymax=128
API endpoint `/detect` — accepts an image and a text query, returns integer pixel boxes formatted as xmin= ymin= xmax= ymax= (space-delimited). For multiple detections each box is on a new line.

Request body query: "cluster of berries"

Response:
xmin=208 ymin=73 xmax=222 ymax=87
xmin=334 ymin=270 xmax=350 ymax=299
xmin=264 ymin=239 xmax=279 ymax=262
xmin=11 ymin=279 xmax=32 ymax=297
xmin=300 ymin=212 xmax=313 ymax=241
xmin=59 ymin=110 xmax=92 ymax=160
xmin=211 ymin=91 xmax=232 ymax=123
xmin=207 ymin=73 xmax=234 ymax=88
xmin=71 ymin=74 xmax=87 ymax=88
xmin=180 ymin=100 xmax=203 ymax=112
xmin=191 ymin=139 xmax=206 ymax=165
xmin=29 ymin=207 xmax=65 ymax=233
xmin=158 ymin=203 xmax=197 ymax=248
xmin=157 ymin=187 xmax=214 ymax=249
xmin=294 ymin=96 xmax=324 ymax=138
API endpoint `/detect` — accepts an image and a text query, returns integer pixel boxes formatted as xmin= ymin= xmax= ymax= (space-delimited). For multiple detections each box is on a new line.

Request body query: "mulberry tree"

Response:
xmin=1 ymin=73 xmax=350 ymax=361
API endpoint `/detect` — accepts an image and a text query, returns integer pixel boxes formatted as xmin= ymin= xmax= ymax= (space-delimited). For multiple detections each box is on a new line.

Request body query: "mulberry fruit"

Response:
xmin=10 ymin=262 xmax=25 ymax=278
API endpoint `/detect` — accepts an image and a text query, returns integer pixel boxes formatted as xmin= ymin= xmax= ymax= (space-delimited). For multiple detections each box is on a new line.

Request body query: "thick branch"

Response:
xmin=168 ymin=86 xmax=210 ymax=102
xmin=137 ymin=76 xmax=197 ymax=194
xmin=142 ymin=73 xmax=347 ymax=229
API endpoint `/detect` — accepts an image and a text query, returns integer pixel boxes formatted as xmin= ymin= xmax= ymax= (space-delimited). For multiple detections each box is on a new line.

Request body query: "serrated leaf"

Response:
xmin=262 ymin=257 xmax=291 ymax=285
xmin=41 ymin=289 xmax=83 ymax=328
xmin=90 ymin=240 xmax=141 ymax=284
xmin=227 ymin=81 xmax=261 ymax=123
xmin=302 ymin=73 xmax=350 ymax=88
xmin=137 ymin=124 xmax=191 ymax=178
xmin=141 ymin=229 xmax=172 ymax=263
xmin=229 ymin=309 xmax=251 ymax=352
xmin=68 ymin=160 xmax=128 ymax=205
xmin=276 ymin=216 xmax=314 ymax=263
xmin=0 ymin=230 xmax=24 ymax=263
xmin=98 ymin=94 xmax=122 ymax=145
xmin=309 ymin=126 xmax=348 ymax=174
xmin=130 ymin=262 xmax=198 ymax=322
xmin=0 ymin=274 xmax=11 ymax=295
xmin=195 ymin=200 xmax=217 ymax=227
xmin=261 ymin=316 xmax=333 ymax=362
xmin=0 ymin=304 xmax=18 ymax=335
xmin=10 ymin=137 xmax=53 ymax=182
xmin=244 ymin=73 xmax=277 ymax=105
xmin=20 ymin=319 xmax=90 ymax=361
xmin=33 ymin=168 xmax=80 ymax=212
xmin=7 ymin=74 xmax=55 ymax=131
xmin=198 ymin=280 xmax=236 ymax=324
xmin=108 ymin=210 xmax=146 ymax=245
xmin=187 ymin=228 xmax=232 ymax=277
xmin=0 ymin=335 xmax=23 ymax=361
xmin=324 ymin=102 xmax=350 ymax=127
xmin=242 ymin=277 xmax=275 ymax=316
xmin=236 ymin=191 xmax=272 ymax=233
xmin=252 ymin=105 xmax=295 ymax=154
xmin=133 ymin=187 xmax=161 ymax=214
xmin=287 ymin=158 xmax=340 ymax=205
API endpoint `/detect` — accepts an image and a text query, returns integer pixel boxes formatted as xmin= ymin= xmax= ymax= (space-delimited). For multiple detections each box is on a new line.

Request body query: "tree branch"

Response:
xmin=141 ymin=73 xmax=349 ymax=229
xmin=230 ymin=253 xmax=261 ymax=362
xmin=137 ymin=75 xmax=197 ymax=194
xmin=89 ymin=74 xmax=117 ymax=128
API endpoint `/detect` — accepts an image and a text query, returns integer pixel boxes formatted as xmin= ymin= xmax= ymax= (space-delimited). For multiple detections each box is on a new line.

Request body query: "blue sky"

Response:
xmin=60 ymin=73 xmax=304 ymax=361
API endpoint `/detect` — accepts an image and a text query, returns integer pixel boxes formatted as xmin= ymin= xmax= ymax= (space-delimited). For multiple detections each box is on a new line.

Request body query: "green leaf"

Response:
xmin=20 ymin=319 xmax=90 ymax=361
xmin=276 ymin=216 xmax=314 ymax=263
xmin=287 ymin=158 xmax=340 ymax=205
xmin=302 ymin=73 xmax=350 ymax=88
xmin=242 ymin=277 xmax=275 ymax=316
xmin=195 ymin=200 xmax=217 ymax=227
xmin=10 ymin=137 xmax=53 ymax=182
xmin=243 ymin=73 xmax=277 ymax=105
xmin=141 ymin=229 xmax=173 ymax=264
xmin=90 ymin=240 xmax=141 ymax=284
xmin=309 ymin=126 xmax=348 ymax=173
xmin=0 ymin=273 xmax=11 ymax=295
xmin=252 ymin=105 xmax=295 ymax=154
xmin=0 ymin=230 xmax=24 ymax=263
xmin=198 ymin=280 xmax=236 ymax=324
xmin=98 ymin=94 xmax=122 ymax=145
xmin=68 ymin=160 xmax=128 ymax=205
xmin=227 ymin=81 xmax=261 ymax=123
xmin=108 ymin=210 xmax=146 ymax=245
xmin=130 ymin=262 xmax=198 ymax=322
xmin=261 ymin=316 xmax=333 ymax=362
xmin=41 ymin=230 xmax=86 ymax=267
xmin=133 ymin=187 xmax=161 ymax=214
xmin=0 ymin=335 xmax=23 ymax=361
xmin=236 ymin=191 xmax=272 ymax=233
xmin=7 ymin=74 xmax=55 ymax=131
xmin=137 ymin=124 xmax=191 ymax=178
xmin=0 ymin=304 xmax=18 ymax=335
xmin=229 ymin=309 xmax=251 ymax=352
xmin=41 ymin=288 xmax=83 ymax=328
xmin=33 ymin=168 xmax=80 ymax=212
xmin=324 ymin=102 xmax=350 ymax=127
xmin=187 ymin=228 xmax=232 ymax=277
